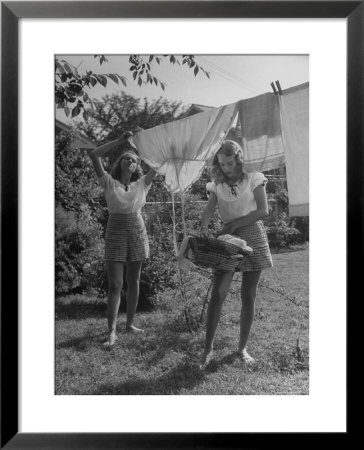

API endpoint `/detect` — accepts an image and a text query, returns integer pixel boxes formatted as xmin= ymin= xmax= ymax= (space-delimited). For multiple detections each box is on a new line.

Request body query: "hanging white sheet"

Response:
xmin=279 ymin=83 xmax=309 ymax=216
xmin=132 ymin=102 xmax=239 ymax=193
xmin=132 ymin=83 xmax=309 ymax=216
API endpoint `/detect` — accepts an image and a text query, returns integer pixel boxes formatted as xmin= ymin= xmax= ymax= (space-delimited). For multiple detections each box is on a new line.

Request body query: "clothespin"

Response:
xmin=275 ymin=80 xmax=283 ymax=95
xmin=270 ymin=82 xmax=278 ymax=95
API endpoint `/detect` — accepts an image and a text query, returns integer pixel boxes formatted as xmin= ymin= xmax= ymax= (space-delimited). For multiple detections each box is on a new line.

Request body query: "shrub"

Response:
xmin=265 ymin=184 xmax=309 ymax=248
xmin=290 ymin=216 xmax=309 ymax=242
xmin=265 ymin=213 xmax=302 ymax=249
xmin=55 ymin=205 xmax=104 ymax=296
xmin=139 ymin=194 xmax=221 ymax=308
xmin=55 ymin=131 xmax=103 ymax=219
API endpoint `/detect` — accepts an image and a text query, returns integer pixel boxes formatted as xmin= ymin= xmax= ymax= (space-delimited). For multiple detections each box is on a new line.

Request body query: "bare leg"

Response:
xmin=125 ymin=260 xmax=144 ymax=332
xmin=200 ymin=271 xmax=235 ymax=368
xmin=105 ymin=261 xmax=124 ymax=345
xmin=238 ymin=270 xmax=261 ymax=363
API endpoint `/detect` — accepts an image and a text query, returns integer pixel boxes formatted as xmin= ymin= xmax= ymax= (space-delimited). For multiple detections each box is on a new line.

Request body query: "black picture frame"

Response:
xmin=1 ymin=1 xmax=361 ymax=448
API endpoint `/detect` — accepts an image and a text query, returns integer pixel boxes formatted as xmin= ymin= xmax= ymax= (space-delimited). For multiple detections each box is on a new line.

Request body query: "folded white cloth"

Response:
xmin=217 ymin=234 xmax=253 ymax=255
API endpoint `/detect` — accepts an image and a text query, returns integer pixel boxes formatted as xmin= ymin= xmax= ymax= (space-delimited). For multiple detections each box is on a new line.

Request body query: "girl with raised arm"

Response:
xmin=89 ymin=132 xmax=156 ymax=345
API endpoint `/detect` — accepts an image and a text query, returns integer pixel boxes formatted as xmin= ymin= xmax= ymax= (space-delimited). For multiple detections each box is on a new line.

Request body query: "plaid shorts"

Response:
xmin=105 ymin=213 xmax=149 ymax=262
xmin=233 ymin=220 xmax=273 ymax=272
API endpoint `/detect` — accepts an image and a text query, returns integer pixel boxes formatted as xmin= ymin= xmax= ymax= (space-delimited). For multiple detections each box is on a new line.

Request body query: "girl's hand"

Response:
xmin=118 ymin=131 xmax=133 ymax=144
xmin=200 ymin=226 xmax=209 ymax=238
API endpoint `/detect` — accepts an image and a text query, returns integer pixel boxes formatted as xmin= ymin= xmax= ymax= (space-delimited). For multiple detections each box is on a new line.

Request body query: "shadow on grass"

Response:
xmin=56 ymin=335 xmax=94 ymax=351
xmin=92 ymin=359 xmax=205 ymax=395
xmin=56 ymin=330 xmax=106 ymax=351
xmin=55 ymin=296 xmax=154 ymax=321
xmin=55 ymin=300 xmax=109 ymax=321
xmin=203 ymin=352 xmax=238 ymax=372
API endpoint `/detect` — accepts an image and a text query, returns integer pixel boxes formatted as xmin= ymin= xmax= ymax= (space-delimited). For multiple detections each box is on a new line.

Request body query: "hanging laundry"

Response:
xmin=132 ymin=83 xmax=309 ymax=216
xmin=132 ymin=102 xmax=238 ymax=193
xmin=279 ymin=83 xmax=309 ymax=216
xmin=236 ymin=92 xmax=286 ymax=172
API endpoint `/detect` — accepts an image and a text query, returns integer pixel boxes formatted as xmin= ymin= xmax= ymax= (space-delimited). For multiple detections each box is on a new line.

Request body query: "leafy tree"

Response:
xmin=76 ymin=91 xmax=185 ymax=143
xmin=55 ymin=130 xmax=103 ymax=218
xmin=55 ymin=54 xmax=209 ymax=119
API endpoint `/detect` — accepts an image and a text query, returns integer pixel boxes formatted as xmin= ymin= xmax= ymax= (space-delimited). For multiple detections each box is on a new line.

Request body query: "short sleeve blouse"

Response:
xmin=98 ymin=172 xmax=151 ymax=213
xmin=206 ymin=172 xmax=267 ymax=224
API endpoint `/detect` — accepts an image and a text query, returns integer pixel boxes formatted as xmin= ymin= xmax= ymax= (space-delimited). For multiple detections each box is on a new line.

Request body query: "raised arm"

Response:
xmin=200 ymin=192 xmax=217 ymax=236
xmin=144 ymin=168 xmax=157 ymax=187
xmin=88 ymin=134 xmax=130 ymax=177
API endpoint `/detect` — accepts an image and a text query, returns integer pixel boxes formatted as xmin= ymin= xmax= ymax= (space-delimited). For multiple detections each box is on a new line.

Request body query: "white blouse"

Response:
xmin=206 ymin=172 xmax=267 ymax=224
xmin=98 ymin=172 xmax=151 ymax=214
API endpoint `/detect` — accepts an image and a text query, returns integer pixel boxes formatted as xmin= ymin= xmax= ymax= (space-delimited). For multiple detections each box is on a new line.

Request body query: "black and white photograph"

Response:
xmin=2 ymin=1 xmax=356 ymax=443
xmin=55 ymin=54 xmax=309 ymax=395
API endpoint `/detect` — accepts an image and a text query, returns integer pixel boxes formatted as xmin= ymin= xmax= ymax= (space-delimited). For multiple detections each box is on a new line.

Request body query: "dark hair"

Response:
xmin=210 ymin=140 xmax=247 ymax=184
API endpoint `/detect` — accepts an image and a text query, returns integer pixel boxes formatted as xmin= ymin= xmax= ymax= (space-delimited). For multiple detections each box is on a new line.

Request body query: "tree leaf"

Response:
xmin=64 ymin=106 xmax=70 ymax=117
xmin=72 ymin=105 xmax=81 ymax=118
xmin=64 ymin=63 xmax=72 ymax=74
xmin=107 ymin=74 xmax=119 ymax=84
xmin=97 ymin=75 xmax=107 ymax=87
xmin=55 ymin=61 xmax=65 ymax=74
xmin=138 ymin=77 xmax=143 ymax=86
xmin=194 ymin=66 xmax=199 ymax=76
xmin=133 ymin=72 xmax=137 ymax=80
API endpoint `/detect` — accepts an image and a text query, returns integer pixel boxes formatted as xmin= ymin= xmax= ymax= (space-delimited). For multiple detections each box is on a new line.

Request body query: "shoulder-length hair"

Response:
xmin=210 ymin=140 xmax=247 ymax=185
xmin=109 ymin=141 xmax=143 ymax=182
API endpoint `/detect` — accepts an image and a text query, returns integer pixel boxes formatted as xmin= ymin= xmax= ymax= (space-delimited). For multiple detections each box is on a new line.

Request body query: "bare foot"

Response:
xmin=237 ymin=348 xmax=256 ymax=364
xmin=103 ymin=333 xmax=118 ymax=346
xmin=199 ymin=350 xmax=213 ymax=370
xmin=126 ymin=325 xmax=144 ymax=333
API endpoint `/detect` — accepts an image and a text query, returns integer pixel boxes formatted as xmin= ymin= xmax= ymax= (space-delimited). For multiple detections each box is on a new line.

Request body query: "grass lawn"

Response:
xmin=56 ymin=248 xmax=309 ymax=395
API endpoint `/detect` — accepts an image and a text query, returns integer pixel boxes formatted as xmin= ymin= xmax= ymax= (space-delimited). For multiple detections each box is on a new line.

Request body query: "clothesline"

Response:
xmin=133 ymin=82 xmax=308 ymax=216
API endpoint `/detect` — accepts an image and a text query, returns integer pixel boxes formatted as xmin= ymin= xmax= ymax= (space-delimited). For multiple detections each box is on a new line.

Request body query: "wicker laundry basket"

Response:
xmin=188 ymin=236 xmax=253 ymax=272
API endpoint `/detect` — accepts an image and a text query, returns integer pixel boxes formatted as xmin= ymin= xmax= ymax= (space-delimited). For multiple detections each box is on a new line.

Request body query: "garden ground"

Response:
xmin=55 ymin=246 xmax=309 ymax=395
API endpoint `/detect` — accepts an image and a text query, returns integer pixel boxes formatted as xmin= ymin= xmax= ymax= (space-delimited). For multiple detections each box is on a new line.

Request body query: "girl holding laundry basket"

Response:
xmin=199 ymin=140 xmax=273 ymax=369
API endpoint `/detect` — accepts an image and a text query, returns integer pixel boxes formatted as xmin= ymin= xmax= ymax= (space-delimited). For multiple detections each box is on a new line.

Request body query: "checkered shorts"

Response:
xmin=105 ymin=213 xmax=149 ymax=262
xmin=233 ymin=220 xmax=273 ymax=272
